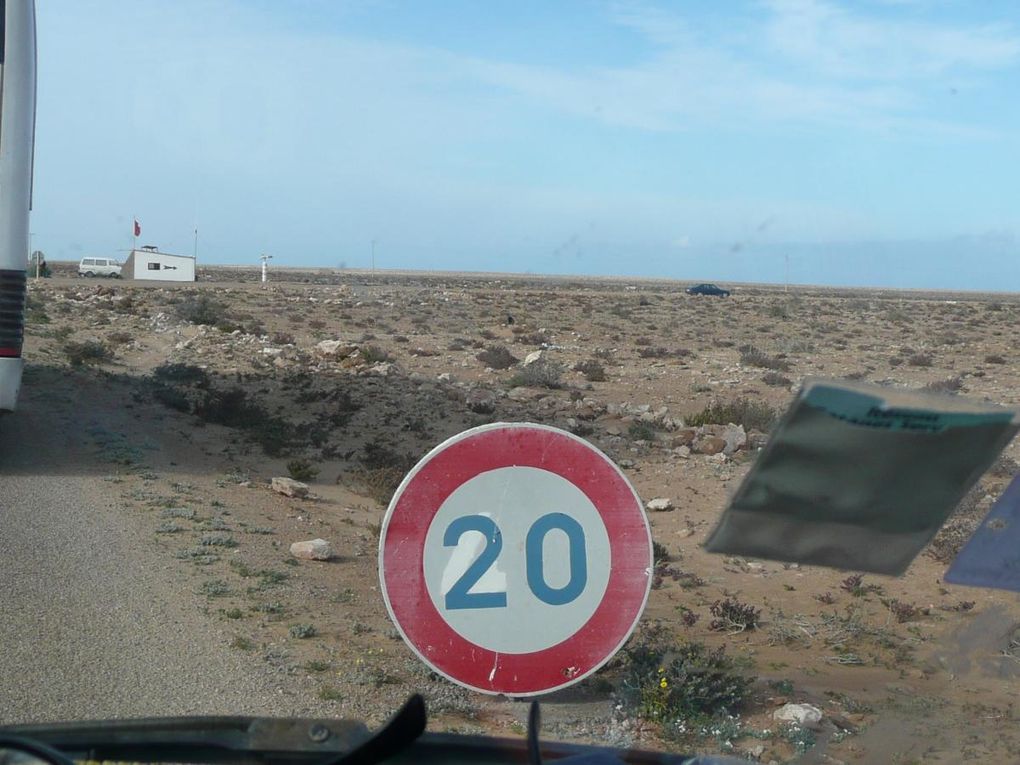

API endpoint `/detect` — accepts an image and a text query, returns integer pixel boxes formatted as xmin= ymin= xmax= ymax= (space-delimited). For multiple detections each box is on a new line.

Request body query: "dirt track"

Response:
xmin=0 ymin=368 xmax=305 ymax=723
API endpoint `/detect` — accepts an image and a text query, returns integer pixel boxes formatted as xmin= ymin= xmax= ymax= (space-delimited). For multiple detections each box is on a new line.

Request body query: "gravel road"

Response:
xmin=0 ymin=375 xmax=300 ymax=724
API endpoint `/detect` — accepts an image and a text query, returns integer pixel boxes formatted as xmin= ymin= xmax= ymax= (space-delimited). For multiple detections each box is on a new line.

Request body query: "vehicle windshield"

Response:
xmin=5 ymin=2 xmax=1020 ymax=763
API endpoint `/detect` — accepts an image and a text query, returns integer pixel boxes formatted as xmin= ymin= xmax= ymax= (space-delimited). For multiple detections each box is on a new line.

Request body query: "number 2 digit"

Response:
xmin=443 ymin=515 xmax=507 ymax=610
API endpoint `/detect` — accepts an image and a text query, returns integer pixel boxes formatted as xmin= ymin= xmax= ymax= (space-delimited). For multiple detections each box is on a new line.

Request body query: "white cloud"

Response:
xmin=450 ymin=0 xmax=1018 ymax=138
xmin=607 ymin=1 xmax=696 ymax=48
xmin=763 ymin=0 xmax=1020 ymax=80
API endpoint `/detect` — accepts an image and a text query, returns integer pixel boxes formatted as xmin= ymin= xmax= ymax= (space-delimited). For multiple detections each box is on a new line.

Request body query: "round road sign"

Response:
xmin=379 ymin=422 xmax=652 ymax=696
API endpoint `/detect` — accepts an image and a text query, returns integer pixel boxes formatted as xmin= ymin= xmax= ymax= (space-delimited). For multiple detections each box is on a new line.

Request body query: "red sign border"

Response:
xmin=378 ymin=422 xmax=652 ymax=696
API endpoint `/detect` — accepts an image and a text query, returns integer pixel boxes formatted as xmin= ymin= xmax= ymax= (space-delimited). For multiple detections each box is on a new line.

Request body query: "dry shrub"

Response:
xmin=620 ymin=630 xmax=752 ymax=730
xmin=637 ymin=347 xmax=670 ymax=358
xmin=510 ymin=360 xmax=564 ymax=389
xmin=153 ymin=363 xmax=210 ymax=386
xmin=187 ymin=387 xmax=294 ymax=457
xmin=360 ymin=344 xmax=391 ymax=363
xmin=344 ymin=441 xmax=415 ymax=505
xmin=287 ymin=459 xmax=319 ymax=481
xmin=762 ymin=371 xmax=791 ymax=387
xmin=628 ymin=421 xmax=658 ymax=442
xmin=907 ymin=353 xmax=933 ymax=367
xmin=686 ymin=398 xmax=777 ymax=431
xmin=347 ymin=467 xmax=405 ymax=506
xmin=175 ymin=294 xmax=229 ymax=326
xmin=271 ymin=331 xmax=295 ymax=345
xmin=64 ymin=340 xmax=112 ymax=367
xmin=924 ymin=376 xmax=964 ymax=395
xmin=709 ymin=598 xmax=761 ymax=633
xmin=476 ymin=345 xmax=518 ymax=370
xmin=573 ymin=359 xmax=606 ymax=382
xmin=882 ymin=598 xmax=925 ymax=623
xmin=738 ymin=344 xmax=790 ymax=371
xmin=107 ymin=331 xmax=133 ymax=346
xmin=926 ymin=485 xmax=985 ymax=564
xmin=514 ymin=331 xmax=550 ymax=346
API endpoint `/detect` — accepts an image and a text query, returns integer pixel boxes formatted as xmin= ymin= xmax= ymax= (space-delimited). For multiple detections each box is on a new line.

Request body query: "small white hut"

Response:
xmin=123 ymin=247 xmax=196 ymax=281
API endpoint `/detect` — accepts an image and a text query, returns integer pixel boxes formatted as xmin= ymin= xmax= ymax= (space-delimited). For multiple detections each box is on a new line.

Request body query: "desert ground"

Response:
xmin=8 ymin=262 xmax=1020 ymax=763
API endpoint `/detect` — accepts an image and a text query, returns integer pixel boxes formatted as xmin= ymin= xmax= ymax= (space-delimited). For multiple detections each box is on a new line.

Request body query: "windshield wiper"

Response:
xmin=320 ymin=694 xmax=425 ymax=765
xmin=0 ymin=694 xmax=427 ymax=765
xmin=1 ymin=695 xmax=745 ymax=765
xmin=1 ymin=712 xmax=375 ymax=765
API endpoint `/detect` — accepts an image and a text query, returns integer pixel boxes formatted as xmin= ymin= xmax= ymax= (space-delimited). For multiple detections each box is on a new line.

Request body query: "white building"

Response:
xmin=123 ymin=248 xmax=196 ymax=281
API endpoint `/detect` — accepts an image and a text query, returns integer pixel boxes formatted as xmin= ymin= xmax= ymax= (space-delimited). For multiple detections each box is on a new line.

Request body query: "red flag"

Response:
xmin=134 ymin=219 xmax=141 ymax=237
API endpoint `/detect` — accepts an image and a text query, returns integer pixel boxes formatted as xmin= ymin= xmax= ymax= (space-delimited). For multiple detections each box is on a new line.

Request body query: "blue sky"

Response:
xmin=33 ymin=1 xmax=1020 ymax=289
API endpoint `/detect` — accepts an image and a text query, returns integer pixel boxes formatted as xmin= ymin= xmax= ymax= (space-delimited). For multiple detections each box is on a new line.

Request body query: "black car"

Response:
xmin=685 ymin=282 xmax=731 ymax=297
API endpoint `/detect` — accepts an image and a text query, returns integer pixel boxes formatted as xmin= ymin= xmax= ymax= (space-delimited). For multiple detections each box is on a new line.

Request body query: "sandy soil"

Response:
xmin=14 ymin=265 xmax=1020 ymax=763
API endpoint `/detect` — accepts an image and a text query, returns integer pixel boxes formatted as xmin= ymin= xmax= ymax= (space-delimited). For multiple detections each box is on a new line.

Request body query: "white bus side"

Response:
xmin=0 ymin=0 xmax=37 ymax=412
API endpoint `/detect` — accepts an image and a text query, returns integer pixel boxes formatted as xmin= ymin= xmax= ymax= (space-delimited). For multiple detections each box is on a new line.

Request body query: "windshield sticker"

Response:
xmin=804 ymin=385 xmax=1016 ymax=433
xmin=705 ymin=378 xmax=1020 ymax=575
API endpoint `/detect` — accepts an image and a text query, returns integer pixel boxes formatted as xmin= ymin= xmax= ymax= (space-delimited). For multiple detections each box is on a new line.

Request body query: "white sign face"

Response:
xmin=422 ymin=466 xmax=612 ymax=654
xmin=379 ymin=423 xmax=652 ymax=697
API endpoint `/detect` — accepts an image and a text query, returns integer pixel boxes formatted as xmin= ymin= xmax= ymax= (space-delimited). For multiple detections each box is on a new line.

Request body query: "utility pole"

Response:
xmin=193 ymin=227 xmax=199 ymax=261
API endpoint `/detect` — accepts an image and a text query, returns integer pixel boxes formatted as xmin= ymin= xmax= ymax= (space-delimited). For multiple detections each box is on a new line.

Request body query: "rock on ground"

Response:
xmin=645 ymin=497 xmax=674 ymax=512
xmin=466 ymin=388 xmax=497 ymax=414
xmin=366 ymin=361 xmax=398 ymax=377
xmin=314 ymin=339 xmax=357 ymax=358
xmin=290 ymin=539 xmax=333 ymax=561
xmin=671 ymin=429 xmax=696 ymax=447
xmin=773 ymin=702 xmax=823 ymax=727
xmin=722 ymin=424 xmax=747 ymax=455
xmin=271 ymin=477 xmax=309 ymax=498
xmin=693 ymin=435 xmax=727 ymax=455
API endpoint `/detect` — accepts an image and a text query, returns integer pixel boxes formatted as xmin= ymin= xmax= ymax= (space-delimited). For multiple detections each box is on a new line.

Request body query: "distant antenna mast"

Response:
xmin=260 ymin=253 xmax=273 ymax=285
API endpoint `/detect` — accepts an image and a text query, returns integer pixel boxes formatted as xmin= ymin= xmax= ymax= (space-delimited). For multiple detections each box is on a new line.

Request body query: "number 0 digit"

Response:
xmin=526 ymin=513 xmax=587 ymax=605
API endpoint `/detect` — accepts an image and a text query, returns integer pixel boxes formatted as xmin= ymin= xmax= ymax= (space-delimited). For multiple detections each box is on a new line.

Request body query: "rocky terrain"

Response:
xmin=16 ymin=265 xmax=1020 ymax=763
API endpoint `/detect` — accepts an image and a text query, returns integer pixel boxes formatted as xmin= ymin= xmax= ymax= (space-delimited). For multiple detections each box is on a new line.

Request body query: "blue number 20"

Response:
xmin=443 ymin=513 xmax=587 ymax=610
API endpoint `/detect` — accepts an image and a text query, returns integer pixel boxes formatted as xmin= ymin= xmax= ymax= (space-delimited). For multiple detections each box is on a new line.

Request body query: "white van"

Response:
xmin=78 ymin=257 xmax=122 ymax=278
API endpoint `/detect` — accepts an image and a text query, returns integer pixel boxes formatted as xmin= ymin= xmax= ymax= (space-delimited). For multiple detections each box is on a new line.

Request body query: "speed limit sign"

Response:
xmin=378 ymin=423 xmax=652 ymax=696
